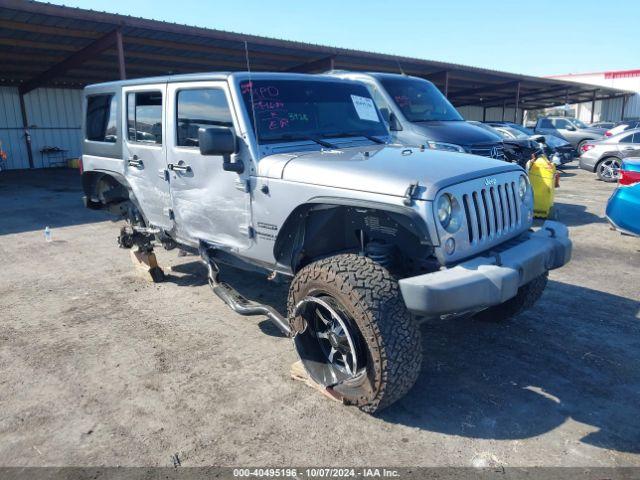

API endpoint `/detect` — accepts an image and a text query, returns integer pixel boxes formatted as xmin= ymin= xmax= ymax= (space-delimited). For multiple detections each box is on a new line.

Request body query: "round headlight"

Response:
xmin=518 ymin=175 xmax=528 ymax=200
xmin=437 ymin=194 xmax=452 ymax=228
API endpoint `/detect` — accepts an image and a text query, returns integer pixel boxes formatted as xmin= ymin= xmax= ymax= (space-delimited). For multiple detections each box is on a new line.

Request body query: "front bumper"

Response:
xmin=398 ymin=221 xmax=572 ymax=316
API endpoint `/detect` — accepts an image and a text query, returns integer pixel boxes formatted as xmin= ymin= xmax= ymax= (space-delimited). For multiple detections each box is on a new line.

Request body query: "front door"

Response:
xmin=122 ymin=85 xmax=172 ymax=229
xmin=165 ymin=81 xmax=252 ymax=249
xmin=551 ymin=118 xmax=580 ymax=145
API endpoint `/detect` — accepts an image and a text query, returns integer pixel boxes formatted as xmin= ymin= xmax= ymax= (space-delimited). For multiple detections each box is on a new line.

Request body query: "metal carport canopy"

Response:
xmin=0 ymin=0 xmax=632 ymax=110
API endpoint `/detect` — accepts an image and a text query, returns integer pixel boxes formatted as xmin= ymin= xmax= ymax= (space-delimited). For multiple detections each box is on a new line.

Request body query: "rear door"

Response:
xmin=618 ymin=132 xmax=640 ymax=159
xmin=122 ymin=85 xmax=172 ymax=229
xmin=165 ymin=81 xmax=252 ymax=248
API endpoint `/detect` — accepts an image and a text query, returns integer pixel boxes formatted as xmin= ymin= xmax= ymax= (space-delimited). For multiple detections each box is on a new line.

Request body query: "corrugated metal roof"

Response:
xmin=0 ymin=0 xmax=632 ymax=109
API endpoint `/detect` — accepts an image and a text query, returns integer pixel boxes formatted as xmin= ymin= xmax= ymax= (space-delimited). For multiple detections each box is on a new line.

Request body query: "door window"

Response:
xmin=620 ymin=134 xmax=634 ymax=144
xmin=127 ymin=91 xmax=163 ymax=144
xmin=86 ymin=94 xmax=117 ymax=142
xmin=553 ymin=119 xmax=571 ymax=129
xmin=176 ymin=89 xmax=233 ymax=147
xmin=538 ymin=118 xmax=553 ymax=128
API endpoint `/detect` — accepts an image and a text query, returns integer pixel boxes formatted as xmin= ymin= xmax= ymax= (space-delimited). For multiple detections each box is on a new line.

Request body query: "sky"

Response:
xmin=49 ymin=0 xmax=639 ymax=77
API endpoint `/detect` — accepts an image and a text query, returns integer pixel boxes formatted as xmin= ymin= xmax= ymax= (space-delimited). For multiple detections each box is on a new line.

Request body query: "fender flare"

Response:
xmin=273 ymin=196 xmax=433 ymax=273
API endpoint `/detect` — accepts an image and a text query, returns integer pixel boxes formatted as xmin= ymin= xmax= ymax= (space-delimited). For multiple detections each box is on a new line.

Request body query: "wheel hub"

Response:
xmin=293 ymin=295 xmax=364 ymax=386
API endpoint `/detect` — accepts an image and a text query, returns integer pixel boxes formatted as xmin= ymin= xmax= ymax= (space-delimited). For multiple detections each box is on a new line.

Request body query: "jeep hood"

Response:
xmin=258 ymin=145 xmax=521 ymax=201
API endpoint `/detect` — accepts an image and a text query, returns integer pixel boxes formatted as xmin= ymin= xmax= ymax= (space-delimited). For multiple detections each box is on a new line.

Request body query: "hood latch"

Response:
xmin=403 ymin=180 xmax=420 ymax=206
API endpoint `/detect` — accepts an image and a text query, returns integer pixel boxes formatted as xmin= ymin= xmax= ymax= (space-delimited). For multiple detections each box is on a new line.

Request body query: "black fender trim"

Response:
xmin=273 ymin=197 xmax=433 ymax=273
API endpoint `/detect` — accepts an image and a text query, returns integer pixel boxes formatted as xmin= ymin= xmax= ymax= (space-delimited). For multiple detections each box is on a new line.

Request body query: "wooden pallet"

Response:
xmin=129 ymin=249 xmax=165 ymax=282
xmin=289 ymin=360 xmax=343 ymax=403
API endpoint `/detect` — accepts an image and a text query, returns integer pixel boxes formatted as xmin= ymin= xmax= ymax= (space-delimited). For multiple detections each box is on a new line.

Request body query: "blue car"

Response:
xmin=606 ymin=159 xmax=640 ymax=236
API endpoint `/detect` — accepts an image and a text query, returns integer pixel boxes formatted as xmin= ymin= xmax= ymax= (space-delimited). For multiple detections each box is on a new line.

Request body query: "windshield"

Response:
xmin=379 ymin=77 xmax=463 ymax=122
xmin=513 ymin=124 xmax=534 ymax=135
xmin=570 ymin=118 xmax=588 ymax=129
xmin=500 ymin=127 xmax=529 ymax=139
xmin=239 ymin=79 xmax=388 ymax=144
xmin=544 ymin=134 xmax=569 ymax=147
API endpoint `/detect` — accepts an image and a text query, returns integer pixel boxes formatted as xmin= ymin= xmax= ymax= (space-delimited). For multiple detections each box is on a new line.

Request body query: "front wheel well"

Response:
xmin=273 ymin=202 xmax=436 ymax=276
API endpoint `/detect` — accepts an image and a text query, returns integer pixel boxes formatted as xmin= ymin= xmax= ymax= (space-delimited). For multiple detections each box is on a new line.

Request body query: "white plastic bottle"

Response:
xmin=44 ymin=226 xmax=52 ymax=242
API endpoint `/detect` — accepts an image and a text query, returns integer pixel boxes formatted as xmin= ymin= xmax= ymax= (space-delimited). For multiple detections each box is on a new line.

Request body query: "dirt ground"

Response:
xmin=0 ymin=164 xmax=639 ymax=468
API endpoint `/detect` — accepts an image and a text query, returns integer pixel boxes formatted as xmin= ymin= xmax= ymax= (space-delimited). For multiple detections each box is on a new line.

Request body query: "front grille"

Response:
xmin=469 ymin=143 xmax=506 ymax=160
xmin=460 ymin=180 xmax=522 ymax=245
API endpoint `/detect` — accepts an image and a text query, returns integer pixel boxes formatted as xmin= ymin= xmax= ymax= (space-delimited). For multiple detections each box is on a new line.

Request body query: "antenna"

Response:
xmin=395 ymin=58 xmax=406 ymax=76
xmin=244 ymin=40 xmax=261 ymax=157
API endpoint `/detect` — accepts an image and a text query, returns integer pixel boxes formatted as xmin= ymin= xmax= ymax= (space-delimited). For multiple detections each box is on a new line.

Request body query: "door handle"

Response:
xmin=168 ymin=163 xmax=192 ymax=173
xmin=128 ymin=156 xmax=144 ymax=168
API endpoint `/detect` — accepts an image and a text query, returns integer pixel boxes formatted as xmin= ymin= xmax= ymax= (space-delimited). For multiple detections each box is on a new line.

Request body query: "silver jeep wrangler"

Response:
xmin=81 ymin=72 xmax=571 ymax=412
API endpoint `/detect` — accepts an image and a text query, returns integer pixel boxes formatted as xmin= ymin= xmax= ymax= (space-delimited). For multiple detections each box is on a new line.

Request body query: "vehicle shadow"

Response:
xmin=553 ymin=202 xmax=608 ymax=226
xmin=165 ymin=260 xmax=289 ymax=315
xmin=381 ymin=280 xmax=640 ymax=454
xmin=162 ymin=261 xmax=640 ymax=453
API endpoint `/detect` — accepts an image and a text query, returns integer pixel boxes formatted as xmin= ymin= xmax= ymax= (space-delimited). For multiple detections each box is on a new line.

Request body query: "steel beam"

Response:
xmin=116 ymin=29 xmax=126 ymax=80
xmin=285 ymin=56 xmax=335 ymax=73
xmin=443 ymin=71 xmax=449 ymax=97
xmin=513 ymin=82 xmax=520 ymax=123
xmin=448 ymin=80 xmax=520 ymax=101
xmin=18 ymin=93 xmax=34 ymax=169
xmin=18 ymin=29 xmax=121 ymax=94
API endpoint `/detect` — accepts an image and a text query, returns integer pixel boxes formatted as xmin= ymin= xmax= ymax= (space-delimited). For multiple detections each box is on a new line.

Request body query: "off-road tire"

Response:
xmin=474 ymin=272 xmax=548 ymax=322
xmin=287 ymin=254 xmax=422 ymax=413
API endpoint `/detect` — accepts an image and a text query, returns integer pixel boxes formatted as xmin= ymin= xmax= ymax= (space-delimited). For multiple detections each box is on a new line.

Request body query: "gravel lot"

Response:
xmin=0 ymin=164 xmax=639 ymax=468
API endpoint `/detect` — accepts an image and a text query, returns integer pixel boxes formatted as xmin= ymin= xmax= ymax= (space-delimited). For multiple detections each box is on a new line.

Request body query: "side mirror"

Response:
xmin=388 ymin=112 xmax=403 ymax=132
xmin=198 ymin=126 xmax=243 ymax=173
xmin=564 ymin=125 xmax=576 ymax=131
xmin=198 ymin=126 xmax=237 ymax=156
xmin=531 ymin=135 xmax=546 ymax=144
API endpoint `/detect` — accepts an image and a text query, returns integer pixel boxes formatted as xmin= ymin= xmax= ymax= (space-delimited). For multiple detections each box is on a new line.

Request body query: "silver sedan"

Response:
xmin=579 ymin=128 xmax=640 ymax=182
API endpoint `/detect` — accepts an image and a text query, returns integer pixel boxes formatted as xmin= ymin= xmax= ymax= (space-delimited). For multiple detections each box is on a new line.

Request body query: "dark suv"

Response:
xmin=328 ymin=71 xmax=506 ymax=160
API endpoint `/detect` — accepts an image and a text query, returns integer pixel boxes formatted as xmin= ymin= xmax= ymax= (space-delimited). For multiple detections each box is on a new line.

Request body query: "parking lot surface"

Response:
xmin=0 ymin=165 xmax=639 ymax=467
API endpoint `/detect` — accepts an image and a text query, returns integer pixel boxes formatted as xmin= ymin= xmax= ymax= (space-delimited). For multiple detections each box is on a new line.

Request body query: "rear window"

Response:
xmin=86 ymin=94 xmax=117 ymax=143
xmin=127 ymin=91 xmax=163 ymax=144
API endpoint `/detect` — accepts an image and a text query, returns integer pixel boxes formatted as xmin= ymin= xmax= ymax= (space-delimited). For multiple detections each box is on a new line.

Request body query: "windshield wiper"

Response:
xmin=266 ymin=134 xmax=337 ymax=149
xmin=322 ymin=132 xmax=386 ymax=144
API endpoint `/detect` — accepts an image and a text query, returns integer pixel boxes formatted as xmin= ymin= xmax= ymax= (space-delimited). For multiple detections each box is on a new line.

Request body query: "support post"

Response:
xmin=116 ymin=28 xmax=126 ymax=80
xmin=501 ymin=102 xmax=506 ymax=121
xmin=621 ymin=95 xmax=628 ymax=121
xmin=443 ymin=70 xmax=449 ymax=97
xmin=564 ymin=89 xmax=569 ymax=117
xmin=513 ymin=82 xmax=520 ymax=123
xmin=590 ymin=90 xmax=597 ymax=123
xmin=482 ymin=106 xmax=487 ymax=122
xmin=18 ymin=93 xmax=34 ymax=169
